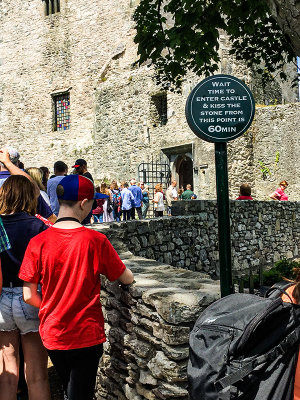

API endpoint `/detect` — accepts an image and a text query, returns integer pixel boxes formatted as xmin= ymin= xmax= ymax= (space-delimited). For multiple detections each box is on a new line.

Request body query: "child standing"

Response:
xmin=19 ymin=175 xmax=134 ymax=400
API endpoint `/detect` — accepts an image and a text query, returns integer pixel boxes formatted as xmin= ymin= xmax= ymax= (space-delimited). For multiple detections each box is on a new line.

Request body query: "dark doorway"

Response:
xmin=176 ymin=156 xmax=193 ymax=190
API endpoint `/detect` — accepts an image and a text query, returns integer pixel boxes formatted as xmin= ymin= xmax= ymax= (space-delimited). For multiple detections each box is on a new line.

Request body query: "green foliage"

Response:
xmin=258 ymin=160 xmax=271 ymax=180
xmin=258 ymin=151 xmax=280 ymax=180
xmin=236 ymin=258 xmax=300 ymax=288
xmin=263 ymin=258 xmax=299 ymax=286
xmin=133 ymin=0 xmax=295 ymax=91
xmin=274 ymin=258 xmax=299 ymax=278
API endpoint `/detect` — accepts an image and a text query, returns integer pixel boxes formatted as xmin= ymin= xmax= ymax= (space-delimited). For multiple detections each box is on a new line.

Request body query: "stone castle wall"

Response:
xmin=94 ymin=71 xmax=300 ymax=200
xmin=0 ymin=0 xmax=134 ymax=168
xmin=0 ymin=1 xmax=299 ymax=201
xmin=99 ymin=199 xmax=300 ymax=278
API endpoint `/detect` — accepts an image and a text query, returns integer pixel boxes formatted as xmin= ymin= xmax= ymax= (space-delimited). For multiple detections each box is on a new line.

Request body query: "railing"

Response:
xmin=235 ymin=264 xmax=265 ymax=295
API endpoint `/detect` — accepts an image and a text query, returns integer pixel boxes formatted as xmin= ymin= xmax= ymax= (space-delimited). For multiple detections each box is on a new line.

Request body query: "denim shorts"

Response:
xmin=0 ymin=287 xmax=40 ymax=335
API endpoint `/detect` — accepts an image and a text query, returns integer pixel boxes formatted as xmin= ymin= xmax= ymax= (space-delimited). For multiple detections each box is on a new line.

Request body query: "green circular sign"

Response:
xmin=185 ymin=74 xmax=255 ymax=143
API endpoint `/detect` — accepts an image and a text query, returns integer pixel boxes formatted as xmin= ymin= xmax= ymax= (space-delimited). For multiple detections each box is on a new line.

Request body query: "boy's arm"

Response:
xmin=23 ymin=282 xmax=42 ymax=308
xmin=118 ymin=267 xmax=134 ymax=285
xmin=101 ymin=237 xmax=134 ymax=284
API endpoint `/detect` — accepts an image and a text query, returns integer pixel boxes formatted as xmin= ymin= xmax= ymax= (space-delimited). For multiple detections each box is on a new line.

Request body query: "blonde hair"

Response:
xmin=155 ymin=183 xmax=163 ymax=192
xmin=26 ymin=167 xmax=45 ymax=191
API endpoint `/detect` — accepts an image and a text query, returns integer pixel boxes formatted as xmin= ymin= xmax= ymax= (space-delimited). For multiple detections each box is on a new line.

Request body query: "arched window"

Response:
xmin=175 ymin=155 xmax=193 ymax=191
xmin=43 ymin=0 xmax=60 ymax=16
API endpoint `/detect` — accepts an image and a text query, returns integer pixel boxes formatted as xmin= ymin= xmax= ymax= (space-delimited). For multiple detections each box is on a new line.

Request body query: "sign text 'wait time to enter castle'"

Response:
xmin=185 ymin=74 xmax=255 ymax=143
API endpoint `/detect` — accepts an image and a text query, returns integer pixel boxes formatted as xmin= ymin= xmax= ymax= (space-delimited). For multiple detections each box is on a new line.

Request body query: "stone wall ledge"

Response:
xmin=91 ymin=199 xmax=300 ymax=278
xmin=96 ymin=251 xmax=220 ymax=400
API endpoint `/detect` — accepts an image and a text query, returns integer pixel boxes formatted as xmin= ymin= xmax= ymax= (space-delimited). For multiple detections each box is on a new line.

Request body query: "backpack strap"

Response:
xmin=265 ymin=281 xmax=294 ymax=299
xmin=215 ymin=328 xmax=300 ymax=392
xmin=215 ymin=361 xmax=255 ymax=393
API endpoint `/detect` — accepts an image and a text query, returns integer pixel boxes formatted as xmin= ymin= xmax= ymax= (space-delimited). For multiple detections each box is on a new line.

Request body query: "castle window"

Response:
xmin=53 ymin=92 xmax=70 ymax=131
xmin=43 ymin=0 xmax=60 ymax=16
xmin=150 ymin=93 xmax=168 ymax=127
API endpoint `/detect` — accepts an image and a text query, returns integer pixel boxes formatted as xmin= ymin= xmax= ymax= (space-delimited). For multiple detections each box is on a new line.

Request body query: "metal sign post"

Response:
xmin=215 ymin=142 xmax=233 ymax=296
xmin=186 ymin=74 xmax=255 ymax=297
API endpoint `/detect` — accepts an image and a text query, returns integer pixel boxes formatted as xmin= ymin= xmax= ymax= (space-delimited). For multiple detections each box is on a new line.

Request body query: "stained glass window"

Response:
xmin=44 ymin=0 xmax=60 ymax=16
xmin=53 ymin=93 xmax=70 ymax=131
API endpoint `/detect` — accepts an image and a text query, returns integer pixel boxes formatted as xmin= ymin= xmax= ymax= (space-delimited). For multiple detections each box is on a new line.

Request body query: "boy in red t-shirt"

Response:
xmin=19 ymin=175 xmax=134 ymax=400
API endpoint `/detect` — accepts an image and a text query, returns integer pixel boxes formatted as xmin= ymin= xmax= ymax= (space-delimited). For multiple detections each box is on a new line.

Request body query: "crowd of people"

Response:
xmin=0 ymin=147 xmax=134 ymax=400
xmin=15 ymin=154 xmax=199 ymax=224
xmin=0 ymin=144 xmax=291 ymax=400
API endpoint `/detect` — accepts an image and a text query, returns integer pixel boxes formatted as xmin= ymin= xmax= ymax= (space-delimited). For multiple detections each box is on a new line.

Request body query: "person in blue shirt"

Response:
xmin=121 ymin=182 xmax=134 ymax=221
xmin=128 ymin=179 xmax=143 ymax=219
xmin=47 ymin=161 xmax=68 ymax=216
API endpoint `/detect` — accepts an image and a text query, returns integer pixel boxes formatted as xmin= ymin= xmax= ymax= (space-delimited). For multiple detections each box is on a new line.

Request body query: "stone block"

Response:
xmin=131 ymin=302 xmax=160 ymax=320
xmin=128 ymin=338 xmax=152 ymax=358
xmin=141 ymin=236 xmax=148 ymax=247
xmin=139 ymin=369 xmax=158 ymax=385
xmin=133 ymin=325 xmax=161 ymax=346
xmin=148 ymin=234 xmax=157 ymax=246
xmin=142 ymin=288 xmax=218 ymax=324
xmin=137 ymin=224 xmax=150 ymax=234
xmin=106 ymin=309 xmax=121 ymax=327
xmin=152 ymin=322 xmax=190 ymax=345
xmin=174 ymin=238 xmax=183 ymax=246
xmin=147 ymin=351 xmax=187 ymax=383
xmin=163 ymin=252 xmax=173 ymax=265
xmin=131 ymin=236 xmax=141 ymax=251
xmin=153 ymin=382 xmax=189 ymax=398
xmin=124 ymin=384 xmax=142 ymax=400
xmin=161 ymin=343 xmax=189 ymax=361
xmin=167 ymin=243 xmax=175 ymax=251
xmin=136 ymin=383 xmax=158 ymax=400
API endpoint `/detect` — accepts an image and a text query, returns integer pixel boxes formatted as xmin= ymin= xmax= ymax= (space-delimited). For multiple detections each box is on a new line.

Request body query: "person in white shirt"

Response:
xmin=153 ymin=184 xmax=165 ymax=217
xmin=165 ymin=180 xmax=178 ymax=216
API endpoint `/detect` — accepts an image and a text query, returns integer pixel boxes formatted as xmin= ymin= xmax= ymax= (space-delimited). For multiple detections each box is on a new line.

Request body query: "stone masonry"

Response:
xmin=0 ymin=1 xmax=299 ymax=202
xmin=94 ymin=249 xmax=220 ymax=400
xmin=95 ymin=200 xmax=300 ymax=279
xmin=91 ymin=198 xmax=300 ymax=399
